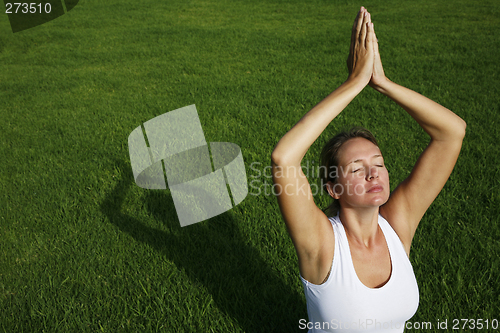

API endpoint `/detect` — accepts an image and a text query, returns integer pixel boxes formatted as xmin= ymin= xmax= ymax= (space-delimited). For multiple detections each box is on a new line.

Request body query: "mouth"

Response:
xmin=367 ymin=185 xmax=383 ymax=193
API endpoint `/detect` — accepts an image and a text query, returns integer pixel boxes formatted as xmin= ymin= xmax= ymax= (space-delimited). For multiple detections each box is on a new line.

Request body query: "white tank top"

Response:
xmin=300 ymin=213 xmax=419 ymax=332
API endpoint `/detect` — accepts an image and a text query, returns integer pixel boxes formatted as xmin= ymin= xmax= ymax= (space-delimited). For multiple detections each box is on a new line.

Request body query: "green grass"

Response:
xmin=1 ymin=0 xmax=499 ymax=331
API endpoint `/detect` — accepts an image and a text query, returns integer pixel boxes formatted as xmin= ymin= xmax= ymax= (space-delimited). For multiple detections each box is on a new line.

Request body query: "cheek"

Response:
xmin=349 ymin=172 xmax=367 ymax=184
xmin=339 ymin=175 xmax=365 ymax=195
xmin=381 ymin=169 xmax=390 ymax=195
xmin=382 ymin=169 xmax=390 ymax=182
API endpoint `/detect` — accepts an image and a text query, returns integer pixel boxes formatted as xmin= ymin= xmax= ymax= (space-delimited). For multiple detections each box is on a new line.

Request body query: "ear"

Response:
xmin=326 ymin=181 xmax=341 ymax=200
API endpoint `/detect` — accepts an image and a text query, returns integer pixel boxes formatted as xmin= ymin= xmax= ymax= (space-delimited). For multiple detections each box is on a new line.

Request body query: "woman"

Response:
xmin=271 ymin=7 xmax=466 ymax=332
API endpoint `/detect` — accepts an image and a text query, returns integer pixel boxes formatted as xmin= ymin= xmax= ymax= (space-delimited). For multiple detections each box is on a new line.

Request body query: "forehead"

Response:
xmin=338 ymin=137 xmax=382 ymax=165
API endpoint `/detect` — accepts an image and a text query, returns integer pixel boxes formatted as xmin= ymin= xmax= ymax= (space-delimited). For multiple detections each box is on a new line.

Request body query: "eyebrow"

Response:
xmin=348 ymin=154 xmax=383 ymax=165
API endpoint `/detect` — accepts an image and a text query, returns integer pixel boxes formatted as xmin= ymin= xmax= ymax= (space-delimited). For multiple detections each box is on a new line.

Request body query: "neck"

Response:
xmin=339 ymin=207 xmax=380 ymax=247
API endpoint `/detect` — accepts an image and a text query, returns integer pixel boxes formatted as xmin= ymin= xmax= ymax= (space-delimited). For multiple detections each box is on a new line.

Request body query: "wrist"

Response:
xmin=345 ymin=75 xmax=370 ymax=91
xmin=370 ymin=77 xmax=392 ymax=94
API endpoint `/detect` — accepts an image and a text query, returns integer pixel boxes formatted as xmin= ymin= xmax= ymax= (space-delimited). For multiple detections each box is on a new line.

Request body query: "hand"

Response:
xmin=346 ymin=7 xmax=375 ymax=85
xmin=368 ymin=20 xmax=389 ymax=90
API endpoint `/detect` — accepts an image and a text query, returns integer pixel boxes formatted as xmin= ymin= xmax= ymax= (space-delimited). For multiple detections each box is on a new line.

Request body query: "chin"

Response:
xmin=371 ymin=194 xmax=390 ymax=207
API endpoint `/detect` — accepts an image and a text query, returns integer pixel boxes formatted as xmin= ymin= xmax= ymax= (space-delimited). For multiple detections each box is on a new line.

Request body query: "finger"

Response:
xmin=359 ymin=11 xmax=369 ymax=48
xmin=350 ymin=8 xmax=364 ymax=55
xmin=352 ymin=6 xmax=364 ymax=32
xmin=352 ymin=7 xmax=364 ymax=31
xmin=355 ymin=8 xmax=365 ymax=38
xmin=366 ymin=21 xmax=374 ymax=48
xmin=372 ymin=24 xmax=380 ymax=55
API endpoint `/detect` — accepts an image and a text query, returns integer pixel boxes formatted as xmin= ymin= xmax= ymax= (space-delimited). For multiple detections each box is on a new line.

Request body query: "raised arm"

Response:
xmin=370 ymin=24 xmax=467 ymax=254
xmin=271 ymin=7 xmax=374 ymax=283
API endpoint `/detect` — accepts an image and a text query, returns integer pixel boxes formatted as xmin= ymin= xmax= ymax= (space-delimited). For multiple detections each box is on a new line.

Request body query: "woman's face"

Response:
xmin=329 ymin=137 xmax=390 ymax=209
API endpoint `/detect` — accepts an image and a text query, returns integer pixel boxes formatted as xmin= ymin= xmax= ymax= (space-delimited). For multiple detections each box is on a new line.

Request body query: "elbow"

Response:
xmin=456 ymin=118 xmax=467 ymax=140
xmin=433 ymin=117 xmax=466 ymax=143
xmin=271 ymin=149 xmax=285 ymax=166
xmin=447 ymin=116 xmax=467 ymax=141
xmin=271 ymin=148 xmax=297 ymax=167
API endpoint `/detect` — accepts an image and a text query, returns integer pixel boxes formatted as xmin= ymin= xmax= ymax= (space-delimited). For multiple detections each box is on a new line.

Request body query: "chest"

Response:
xmin=348 ymin=238 xmax=392 ymax=289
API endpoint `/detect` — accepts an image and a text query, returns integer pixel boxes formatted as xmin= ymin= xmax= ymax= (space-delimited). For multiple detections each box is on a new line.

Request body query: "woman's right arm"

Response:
xmin=271 ymin=7 xmax=374 ymax=283
xmin=271 ymin=79 xmax=365 ymax=283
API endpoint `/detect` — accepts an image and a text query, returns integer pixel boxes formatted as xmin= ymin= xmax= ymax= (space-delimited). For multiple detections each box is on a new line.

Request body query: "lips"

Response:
xmin=367 ymin=185 xmax=383 ymax=193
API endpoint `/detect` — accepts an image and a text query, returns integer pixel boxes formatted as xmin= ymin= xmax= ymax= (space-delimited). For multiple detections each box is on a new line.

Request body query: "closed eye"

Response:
xmin=352 ymin=165 xmax=383 ymax=173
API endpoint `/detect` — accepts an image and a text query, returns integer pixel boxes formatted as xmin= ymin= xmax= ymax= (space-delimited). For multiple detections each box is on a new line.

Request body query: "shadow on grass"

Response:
xmin=100 ymin=159 xmax=306 ymax=332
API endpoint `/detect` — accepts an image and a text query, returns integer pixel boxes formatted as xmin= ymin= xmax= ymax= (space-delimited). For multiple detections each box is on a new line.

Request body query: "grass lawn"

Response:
xmin=1 ymin=0 xmax=499 ymax=331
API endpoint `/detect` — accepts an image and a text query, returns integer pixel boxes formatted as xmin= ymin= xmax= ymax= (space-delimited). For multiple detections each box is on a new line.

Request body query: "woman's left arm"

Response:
xmin=371 ymin=26 xmax=466 ymax=252
xmin=374 ymin=79 xmax=467 ymax=142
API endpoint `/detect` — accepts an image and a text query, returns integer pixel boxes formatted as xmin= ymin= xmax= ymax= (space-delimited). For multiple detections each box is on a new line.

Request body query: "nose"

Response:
xmin=366 ymin=166 xmax=379 ymax=180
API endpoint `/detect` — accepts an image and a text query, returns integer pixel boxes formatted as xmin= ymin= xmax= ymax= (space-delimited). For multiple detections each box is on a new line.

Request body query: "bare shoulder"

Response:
xmin=271 ymin=159 xmax=336 ymax=284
